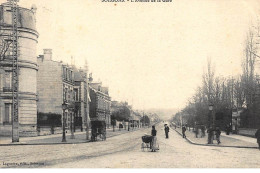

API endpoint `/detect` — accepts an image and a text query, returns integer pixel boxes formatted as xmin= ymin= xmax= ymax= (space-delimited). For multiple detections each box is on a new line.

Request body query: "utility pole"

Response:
xmin=84 ymin=59 xmax=89 ymax=140
xmin=8 ymin=0 xmax=19 ymax=142
xmin=230 ymin=77 xmax=234 ymax=133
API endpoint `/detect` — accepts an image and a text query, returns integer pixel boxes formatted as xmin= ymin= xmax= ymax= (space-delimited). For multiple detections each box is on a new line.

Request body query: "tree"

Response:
xmin=140 ymin=115 xmax=150 ymax=125
xmin=111 ymin=105 xmax=131 ymax=122
xmin=241 ymin=26 xmax=259 ymax=108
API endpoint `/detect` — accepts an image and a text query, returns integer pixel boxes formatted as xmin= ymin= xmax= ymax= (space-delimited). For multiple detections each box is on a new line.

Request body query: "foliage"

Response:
xmin=37 ymin=112 xmax=62 ymax=127
xmin=140 ymin=115 xmax=150 ymax=125
xmin=111 ymin=103 xmax=131 ymax=121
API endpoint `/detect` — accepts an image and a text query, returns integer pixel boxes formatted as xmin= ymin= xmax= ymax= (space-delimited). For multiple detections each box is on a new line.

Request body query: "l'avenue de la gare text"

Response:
xmin=102 ymin=0 xmax=172 ymax=2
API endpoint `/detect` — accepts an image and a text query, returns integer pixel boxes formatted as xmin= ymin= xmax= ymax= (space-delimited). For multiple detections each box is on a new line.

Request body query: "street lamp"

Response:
xmin=62 ymin=101 xmax=68 ymax=142
xmin=70 ymin=108 xmax=75 ymax=139
xmin=128 ymin=118 xmax=130 ymax=131
xmin=208 ymin=103 xmax=214 ymax=144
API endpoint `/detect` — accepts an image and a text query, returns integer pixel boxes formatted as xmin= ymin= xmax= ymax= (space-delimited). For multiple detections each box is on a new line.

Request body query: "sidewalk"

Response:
xmin=174 ymin=127 xmax=258 ymax=149
xmin=0 ymin=127 xmax=141 ymax=146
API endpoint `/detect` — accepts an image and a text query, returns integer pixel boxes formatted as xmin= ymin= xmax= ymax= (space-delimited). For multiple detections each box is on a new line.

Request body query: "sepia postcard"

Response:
xmin=0 ymin=0 xmax=260 ymax=169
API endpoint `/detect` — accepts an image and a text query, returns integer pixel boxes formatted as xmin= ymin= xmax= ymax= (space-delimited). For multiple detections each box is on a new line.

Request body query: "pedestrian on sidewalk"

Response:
xmin=194 ymin=126 xmax=198 ymax=138
xmin=225 ymin=124 xmax=230 ymax=135
xmin=215 ymin=127 xmax=221 ymax=144
xmin=164 ymin=124 xmax=170 ymax=139
xmin=255 ymin=128 xmax=260 ymax=150
xmin=182 ymin=125 xmax=186 ymax=138
xmin=151 ymin=125 xmax=158 ymax=152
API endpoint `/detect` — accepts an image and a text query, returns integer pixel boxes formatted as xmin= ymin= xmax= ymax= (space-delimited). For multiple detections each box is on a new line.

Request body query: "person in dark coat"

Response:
xmin=215 ymin=127 xmax=221 ymax=144
xmin=225 ymin=124 xmax=230 ymax=135
xmin=164 ymin=124 xmax=169 ymax=139
xmin=182 ymin=125 xmax=186 ymax=138
xmin=255 ymin=128 xmax=260 ymax=150
xmin=151 ymin=125 xmax=158 ymax=152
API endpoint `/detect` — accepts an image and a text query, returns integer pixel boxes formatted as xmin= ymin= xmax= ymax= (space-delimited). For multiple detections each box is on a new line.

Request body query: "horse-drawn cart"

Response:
xmin=91 ymin=121 xmax=106 ymax=141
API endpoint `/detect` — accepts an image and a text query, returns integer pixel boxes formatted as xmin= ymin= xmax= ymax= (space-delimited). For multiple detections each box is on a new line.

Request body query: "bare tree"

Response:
xmin=241 ymin=26 xmax=259 ymax=108
xmin=202 ymin=58 xmax=215 ymax=103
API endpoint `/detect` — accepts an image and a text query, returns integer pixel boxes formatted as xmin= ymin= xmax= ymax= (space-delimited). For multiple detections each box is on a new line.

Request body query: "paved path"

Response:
xmin=0 ymin=127 xmax=143 ymax=145
xmin=221 ymin=133 xmax=256 ymax=144
xmin=174 ymin=127 xmax=258 ymax=148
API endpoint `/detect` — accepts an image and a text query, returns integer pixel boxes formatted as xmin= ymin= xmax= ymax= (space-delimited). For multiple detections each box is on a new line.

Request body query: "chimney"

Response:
xmin=43 ymin=49 xmax=52 ymax=60
xmin=89 ymin=73 xmax=93 ymax=82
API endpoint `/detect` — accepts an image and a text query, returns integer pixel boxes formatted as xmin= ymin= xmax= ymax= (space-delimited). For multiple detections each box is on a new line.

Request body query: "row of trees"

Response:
xmin=172 ymin=24 xmax=260 ymax=129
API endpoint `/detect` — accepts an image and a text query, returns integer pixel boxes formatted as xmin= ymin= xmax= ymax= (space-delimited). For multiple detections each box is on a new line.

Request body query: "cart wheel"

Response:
xmin=141 ymin=143 xmax=145 ymax=151
xmin=146 ymin=143 xmax=150 ymax=151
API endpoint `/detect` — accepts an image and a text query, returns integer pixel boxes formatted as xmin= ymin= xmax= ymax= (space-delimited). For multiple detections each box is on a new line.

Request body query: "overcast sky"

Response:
xmin=12 ymin=0 xmax=260 ymax=110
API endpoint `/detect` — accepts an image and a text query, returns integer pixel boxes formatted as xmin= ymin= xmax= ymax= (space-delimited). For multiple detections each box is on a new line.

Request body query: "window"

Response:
xmin=63 ymin=67 xmax=66 ymax=79
xmin=4 ymin=71 xmax=11 ymax=88
xmin=4 ymin=103 xmax=12 ymax=124
xmin=64 ymin=87 xmax=68 ymax=102
xmin=74 ymin=89 xmax=79 ymax=101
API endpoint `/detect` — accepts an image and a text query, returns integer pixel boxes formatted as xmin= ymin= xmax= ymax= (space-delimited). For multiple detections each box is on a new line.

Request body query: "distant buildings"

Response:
xmin=0 ymin=2 xmax=39 ymax=136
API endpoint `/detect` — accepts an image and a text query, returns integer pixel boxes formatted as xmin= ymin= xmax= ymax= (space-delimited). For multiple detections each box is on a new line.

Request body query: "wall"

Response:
xmin=37 ymin=59 xmax=63 ymax=115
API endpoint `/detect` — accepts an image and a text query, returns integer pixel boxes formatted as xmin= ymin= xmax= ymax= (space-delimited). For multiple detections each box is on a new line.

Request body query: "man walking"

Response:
xmin=182 ymin=125 xmax=186 ymax=138
xmin=255 ymin=128 xmax=260 ymax=150
xmin=164 ymin=124 xmax=169 ymax=139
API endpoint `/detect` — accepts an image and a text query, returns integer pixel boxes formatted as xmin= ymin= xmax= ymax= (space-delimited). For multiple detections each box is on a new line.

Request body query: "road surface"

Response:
xmin=0 ymin=123 xmax=259 ymax=168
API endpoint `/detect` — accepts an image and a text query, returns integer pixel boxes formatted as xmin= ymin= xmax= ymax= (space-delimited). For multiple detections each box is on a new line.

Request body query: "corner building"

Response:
xmin=0 ymin=2 xmax=39 ymax=136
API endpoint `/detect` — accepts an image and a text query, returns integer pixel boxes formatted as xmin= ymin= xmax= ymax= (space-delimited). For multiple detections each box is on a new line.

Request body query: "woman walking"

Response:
xmin=151 ymin=125 xmax=158 ymax=152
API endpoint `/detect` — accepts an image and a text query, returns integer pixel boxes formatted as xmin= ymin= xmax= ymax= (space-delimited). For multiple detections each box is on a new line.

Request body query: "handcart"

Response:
xmin=141 ymin=135 xmax=159 ymax=151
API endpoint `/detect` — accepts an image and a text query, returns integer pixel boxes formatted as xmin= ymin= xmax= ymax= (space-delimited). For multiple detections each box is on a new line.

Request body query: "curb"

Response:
xmin=173 ymin=128 xmax=258 ymax=149
xmin=0 ymin=128 xmax=143 ymax=146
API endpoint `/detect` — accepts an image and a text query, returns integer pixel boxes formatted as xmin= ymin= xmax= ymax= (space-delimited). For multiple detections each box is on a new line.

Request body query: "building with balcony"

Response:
xmin=0 ymin=1 xmax=39 ymax=136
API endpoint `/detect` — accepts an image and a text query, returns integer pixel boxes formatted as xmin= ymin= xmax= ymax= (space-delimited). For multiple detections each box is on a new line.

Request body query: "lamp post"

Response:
xmin=208 ymin=103 xmax=214 ymax=144
xmin=128 ymin=118 xmax=130 ymax=131
xmin=70 ymin=108 xmax=75 ymax=139
xmin=62 ymin=101 xmax=68 ymax=142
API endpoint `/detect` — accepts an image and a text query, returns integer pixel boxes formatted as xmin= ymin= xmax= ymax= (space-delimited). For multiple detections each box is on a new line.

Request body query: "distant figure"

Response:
xmin=151 ymin=125 xmax=158 ymax=152
xmin=164 ymin=124 xmax=170 ymax=139
xmin=182 ymin=125 xmax=186 ymax=138
xmin=201 ymin=126 xmax=206 ymax=137
xmin=195 ymin=126 xmax=198 ymax=138
xmin=215 ymin=127 xmax=221 ymax=144
xmin=225 ymin=124 xmax=230 ymax=135
xmin=255 ymin=128 xmax=260 ymax=150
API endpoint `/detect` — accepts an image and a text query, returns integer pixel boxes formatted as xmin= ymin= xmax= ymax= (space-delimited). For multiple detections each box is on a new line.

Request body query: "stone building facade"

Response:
xmin=37 ymin=49 xmax=75 ymax=132
xmin=89 ymin=76 xmax=111 ymax=127
xmin=73 ymin=64 xmax=90 ymax=131
xmin=0 ymin=2 xmax=39 ymax=136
